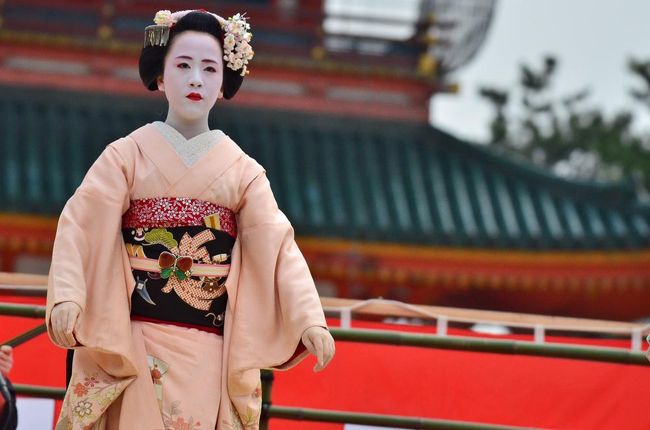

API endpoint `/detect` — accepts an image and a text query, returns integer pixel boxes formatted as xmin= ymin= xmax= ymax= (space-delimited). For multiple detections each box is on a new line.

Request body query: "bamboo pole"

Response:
xmin=2 ymin=323 xmax=47 ymax=347
xmin=330 ymin=328 xmax=649 ymax=366
xmin=260 ymin=369 xmax=274 ymax=430
xmin=13 ymin=383 xmax=65 ymax=400
xmin=268 ymin=406 xmax=533 ymax=429
xmin=0 ymin=302 xmax=45 ymax=318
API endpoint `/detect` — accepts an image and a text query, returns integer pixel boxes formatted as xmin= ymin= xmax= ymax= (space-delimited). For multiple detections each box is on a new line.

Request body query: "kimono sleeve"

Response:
xmin=46 ymin=139 xmax=134 ymax=351
xmin=231 ymin=167 xmax=327 ymax=371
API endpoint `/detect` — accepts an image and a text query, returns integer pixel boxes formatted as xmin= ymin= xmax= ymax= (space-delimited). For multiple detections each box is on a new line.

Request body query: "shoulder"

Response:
xmin=243 ymin=153 xmax=265 ymax=179
xmin=125 ymin=123 xmax=156 ymax=144
xmin=105 ymin=123 xmax=156 ymax=160
xmin=99 ymin=128 xmax=146 ymax=181
xmin=106 ymin=135 xmax=136 ymax=154
xmin=105 ymin=123 xmax=153 ymax=153
xmin=224 ymin=135 xmax=266 ymax=182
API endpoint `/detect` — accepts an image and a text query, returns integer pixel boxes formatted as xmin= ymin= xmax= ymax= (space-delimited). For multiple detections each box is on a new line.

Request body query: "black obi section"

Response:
xmin=122 ymin=225 xmax=235 ymax=334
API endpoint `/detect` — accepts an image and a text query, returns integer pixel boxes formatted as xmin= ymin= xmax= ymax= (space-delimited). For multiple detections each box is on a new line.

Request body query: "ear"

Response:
xmin=157 ymin=76 xmax=165 ymax=92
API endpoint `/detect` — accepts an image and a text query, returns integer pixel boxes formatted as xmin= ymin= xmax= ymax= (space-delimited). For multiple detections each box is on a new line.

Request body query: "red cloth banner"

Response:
xmin=2 ymin=297 xmax=649 ymax=429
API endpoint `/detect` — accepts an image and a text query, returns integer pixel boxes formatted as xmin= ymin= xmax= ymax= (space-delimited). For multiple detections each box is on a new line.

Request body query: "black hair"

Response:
xmin=138 ymin=11 xmax=244 ymax=100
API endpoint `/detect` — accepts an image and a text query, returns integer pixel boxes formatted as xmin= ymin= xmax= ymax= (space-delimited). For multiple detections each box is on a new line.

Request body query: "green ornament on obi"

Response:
xmin=158 ymin=251 xmax=193 ymax=280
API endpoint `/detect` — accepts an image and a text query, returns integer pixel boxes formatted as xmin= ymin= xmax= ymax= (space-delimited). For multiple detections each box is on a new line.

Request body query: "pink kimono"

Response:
xmin=45 ymin=123 xmax=327 ymax=429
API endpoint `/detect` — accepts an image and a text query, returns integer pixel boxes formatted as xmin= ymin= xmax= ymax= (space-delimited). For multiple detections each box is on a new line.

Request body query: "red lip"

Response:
xmin=186 ymin=93 xmax=203 ymax=101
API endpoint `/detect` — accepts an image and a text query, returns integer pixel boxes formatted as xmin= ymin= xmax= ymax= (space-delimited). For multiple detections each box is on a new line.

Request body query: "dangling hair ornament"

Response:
xmin=144 ymin=9 xmax=254 ymax=77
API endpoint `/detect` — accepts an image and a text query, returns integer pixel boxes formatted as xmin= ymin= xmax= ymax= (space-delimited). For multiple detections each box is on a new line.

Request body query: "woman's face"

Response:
xmin=158 ymin=30 xmax=224 ymax=123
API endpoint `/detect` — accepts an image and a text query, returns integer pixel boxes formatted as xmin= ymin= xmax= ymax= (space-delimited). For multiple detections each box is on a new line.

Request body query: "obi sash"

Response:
xmin=121 ymin=197 xmax=237 ymax=334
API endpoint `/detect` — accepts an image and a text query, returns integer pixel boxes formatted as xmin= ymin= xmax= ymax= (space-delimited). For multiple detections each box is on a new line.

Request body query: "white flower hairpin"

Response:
xmin=153 ymin=10 xmax=173 ymax=26
xmin=221 ymin=13 xmax=254 ymax=77
xmin=145 ymin=9 xmax=254 ymax=77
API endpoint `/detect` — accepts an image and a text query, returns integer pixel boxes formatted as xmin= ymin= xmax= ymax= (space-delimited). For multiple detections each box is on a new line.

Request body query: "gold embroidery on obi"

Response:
xmin=161 ymin=230 xmax=229 ymax=311
xmin=204 ymin=213 xmax=222 ymax=230
xmin=125 ymin=243 xmax=146 ymax=258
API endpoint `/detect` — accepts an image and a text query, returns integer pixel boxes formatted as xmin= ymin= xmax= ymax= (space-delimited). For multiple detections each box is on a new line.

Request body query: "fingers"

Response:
xmin=0 ymin=345 xmax=12 ymax=376
xmin=323 ymin=335 xmax=335 ymax=368
xmin=52 ymin=307 xmax=68 ymax=347
xmin=302 ymin=334 xmax=315 ymax=356
xmin=303 ymin=327 xmax=336 ymax=372
xmin=50 ymin=307 xmax=64 ymax=346
xmin=313 ymin=336 xmax=325 ymax=372
xmin=51 ymin=304 xmax=79 ymax=348
xmin=63 ymin=308 xmax=78 ymax=347
xmin=316 ymin=334 xmax=335 ymax=372
xmin=0 ymin=363 xmax=9 ymax=376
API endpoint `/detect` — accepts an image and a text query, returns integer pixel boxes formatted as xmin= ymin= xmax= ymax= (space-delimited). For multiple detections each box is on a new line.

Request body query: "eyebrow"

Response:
xmin=175 ymin=55 xmax=219 ymax=64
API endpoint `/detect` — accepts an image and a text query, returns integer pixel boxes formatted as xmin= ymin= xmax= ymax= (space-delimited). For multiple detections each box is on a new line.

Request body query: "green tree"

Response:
xmin=479 ymin=55 xmax=650 ymax=190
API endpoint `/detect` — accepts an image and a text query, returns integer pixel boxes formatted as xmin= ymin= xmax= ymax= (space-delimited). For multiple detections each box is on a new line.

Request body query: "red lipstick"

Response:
xmin=186 ymin=92 xmax=202 ymax=101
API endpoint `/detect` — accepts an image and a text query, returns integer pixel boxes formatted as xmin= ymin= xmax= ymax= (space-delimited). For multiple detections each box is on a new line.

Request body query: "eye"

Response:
xmin=205 ymin=66 xmax=217 ymax=73
xmin=177 ymin=63 xmax=190 ymax=69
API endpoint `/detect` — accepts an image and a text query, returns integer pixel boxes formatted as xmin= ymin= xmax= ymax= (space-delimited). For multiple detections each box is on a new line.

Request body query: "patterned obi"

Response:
xmin=122 ymin=197 xmax=237 ymax=335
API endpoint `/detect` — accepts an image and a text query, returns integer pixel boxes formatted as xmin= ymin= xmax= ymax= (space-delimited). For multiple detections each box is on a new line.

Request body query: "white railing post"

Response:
xmin=631 ymin=328 xmax=642 ymax=352
xmin=437 ymin=316 xmax=448 ymax=336
xmin=340 ymin=308 xmax=352 ymax=329
xmin=534 ymin=324 xmax=545 ymax=344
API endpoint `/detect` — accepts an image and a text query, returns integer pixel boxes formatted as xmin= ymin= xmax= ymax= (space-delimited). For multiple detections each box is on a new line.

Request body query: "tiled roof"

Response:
xmin=2 ymin=85 xmax=649 ymax=250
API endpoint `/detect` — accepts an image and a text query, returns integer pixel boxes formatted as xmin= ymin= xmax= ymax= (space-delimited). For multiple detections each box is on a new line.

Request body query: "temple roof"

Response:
xmin=1 ymin=85 xmax=649 ymax=250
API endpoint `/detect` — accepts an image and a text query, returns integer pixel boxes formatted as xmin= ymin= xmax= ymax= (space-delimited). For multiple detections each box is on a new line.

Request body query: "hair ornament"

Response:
xmin=144 ymin=9 xmax=254 ymax=76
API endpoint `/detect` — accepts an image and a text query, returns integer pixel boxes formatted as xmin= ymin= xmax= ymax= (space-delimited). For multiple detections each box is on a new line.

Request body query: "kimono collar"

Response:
xmin=129 ymin=123 xmax=245 ymax=197
xmin=152 ymin=121 xmax=225 ymax=167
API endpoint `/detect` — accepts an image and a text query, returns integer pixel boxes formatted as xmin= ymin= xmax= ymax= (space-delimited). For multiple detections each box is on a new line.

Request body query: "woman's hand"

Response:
xmin=50 ymin=301 xmax=82 ymax=348
xmin=301 ymin=326 xmax=335 ymax=372
xmin=0 ymin=345 xmax=13 ymax=376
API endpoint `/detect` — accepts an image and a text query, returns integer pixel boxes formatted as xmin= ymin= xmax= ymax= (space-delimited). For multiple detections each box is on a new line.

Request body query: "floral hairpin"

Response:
xmin=221 ymin=13 xmax=254 ymax=77
xmin=145 ymin=9 xmax=254 ymax=77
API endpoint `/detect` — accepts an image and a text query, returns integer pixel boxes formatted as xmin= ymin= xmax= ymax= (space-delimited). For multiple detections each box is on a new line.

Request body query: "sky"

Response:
xmin=431 ymin=0 xmax=650 ymax=144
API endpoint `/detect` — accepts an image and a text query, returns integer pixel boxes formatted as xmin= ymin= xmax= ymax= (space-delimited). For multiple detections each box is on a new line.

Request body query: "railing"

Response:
xmin=2 ymin=273 xmax=650 ymax=429
xmin=324 ymin=297 xmax=650 ymax=351
xmin=3 ymin=273 xmax=649 ymax=351
xmin=1 ymin=302 xmax=541 ymax=430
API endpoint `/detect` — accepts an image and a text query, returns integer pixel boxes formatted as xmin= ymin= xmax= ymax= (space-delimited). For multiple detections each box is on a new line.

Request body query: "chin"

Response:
xmin=175 ymin=109 xmax=210 ymax=122
xmin=182 ymin=115 xmax=210 ymax=123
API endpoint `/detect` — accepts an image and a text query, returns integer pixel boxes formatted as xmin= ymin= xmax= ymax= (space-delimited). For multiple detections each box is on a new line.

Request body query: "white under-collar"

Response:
xmin=153 ymin=121 xmax=225 ymax=167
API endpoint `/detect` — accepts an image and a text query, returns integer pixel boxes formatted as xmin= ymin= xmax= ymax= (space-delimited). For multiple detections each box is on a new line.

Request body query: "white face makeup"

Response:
xmin=158 ymin=30 xmax=224 ymax=124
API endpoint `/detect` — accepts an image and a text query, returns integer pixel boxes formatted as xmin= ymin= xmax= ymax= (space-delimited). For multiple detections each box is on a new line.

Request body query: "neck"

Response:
xmin=164 ymin=113 xmax=210 ymax=140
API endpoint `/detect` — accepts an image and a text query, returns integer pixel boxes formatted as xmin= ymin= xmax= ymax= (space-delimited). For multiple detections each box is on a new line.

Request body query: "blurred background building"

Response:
xmin=0 ymin=0 xmax=649 ymax=321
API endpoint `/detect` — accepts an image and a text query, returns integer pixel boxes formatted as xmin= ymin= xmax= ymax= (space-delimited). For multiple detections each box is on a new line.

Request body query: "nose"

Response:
xmin=189 ymin=69 xmax=203 ymax=88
